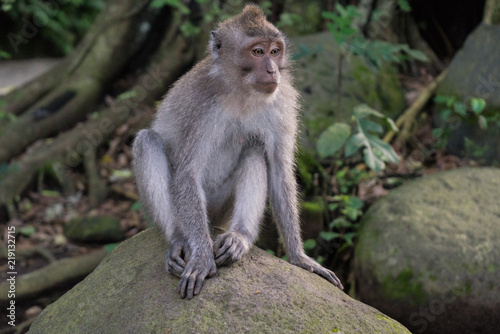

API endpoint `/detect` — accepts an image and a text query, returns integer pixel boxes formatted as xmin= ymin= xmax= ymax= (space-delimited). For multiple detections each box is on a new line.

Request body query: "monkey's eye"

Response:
xmin=252 ymin=48 xmax=264 ymax=56
xmin=270 ymin=48 xmax=280 ymax=56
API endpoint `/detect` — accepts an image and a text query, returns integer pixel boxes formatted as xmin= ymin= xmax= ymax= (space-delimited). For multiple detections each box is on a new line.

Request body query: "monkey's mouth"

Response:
xmin=255 ymin=81 xmax=278 ymax=93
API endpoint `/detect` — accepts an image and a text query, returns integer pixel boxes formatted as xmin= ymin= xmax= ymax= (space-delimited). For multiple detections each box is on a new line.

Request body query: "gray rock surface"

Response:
xmin=355 ymin=167 xmax=500 ymax=334
xmin=437 ymin=24 xmax=500 ymax=162
xmin=30 ymin=228 xmax=410 ymax=334
xmin=291 ymin=32 xmax=406 ymax=150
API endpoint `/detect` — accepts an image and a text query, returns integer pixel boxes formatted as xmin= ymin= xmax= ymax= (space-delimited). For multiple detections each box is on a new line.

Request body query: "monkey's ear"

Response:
xmin=209 ymin=30 xmax=222 ymax=59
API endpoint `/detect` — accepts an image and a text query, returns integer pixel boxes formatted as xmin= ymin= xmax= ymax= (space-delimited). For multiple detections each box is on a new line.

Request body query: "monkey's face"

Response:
xmin=238 ymin=39 xmax=284 ymax=94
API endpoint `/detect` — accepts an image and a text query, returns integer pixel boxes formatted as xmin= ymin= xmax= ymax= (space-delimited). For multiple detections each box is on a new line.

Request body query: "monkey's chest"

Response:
xmin=203 ymin=139 xmax=244 ymax=188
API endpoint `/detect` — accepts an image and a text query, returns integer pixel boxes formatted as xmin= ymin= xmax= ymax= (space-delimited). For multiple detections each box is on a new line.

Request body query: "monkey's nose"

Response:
xmin=267 ymin=69 xmax=277 ymax=78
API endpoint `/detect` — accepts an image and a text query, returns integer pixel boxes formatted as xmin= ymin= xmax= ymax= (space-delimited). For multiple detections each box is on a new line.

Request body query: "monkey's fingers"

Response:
xmin=314 ymin=267 xmax=344 ymax=290
xmin=166 ymin=244 xmax=187 ymax=277
xmin=215 ymin=242 xmax=245 ymax=266
xmin=214 ymin=233 xmax=246 ymax=266
xmin=194 ymin=267 xmax=217 ymax=296
xmin=179 ymin=262 xmax=217 ymax=299
xmin=179 ymin=269 xmax=195 ymax=299
xmin=166 ymin=258 xmax=184 ymax=278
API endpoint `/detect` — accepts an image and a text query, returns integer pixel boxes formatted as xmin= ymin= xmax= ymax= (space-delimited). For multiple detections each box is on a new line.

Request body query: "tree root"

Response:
xmin=0 ymin=248 xmax=109 ymax=302
xmin=384 ymin=69 xmax=448 ymax=144
xmin=0 ymin=33 xmax=195 ymax=212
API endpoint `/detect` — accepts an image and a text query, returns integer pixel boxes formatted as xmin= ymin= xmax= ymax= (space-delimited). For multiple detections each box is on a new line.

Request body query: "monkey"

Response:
xmin=132 ymin=4 xmax=343 ymax=299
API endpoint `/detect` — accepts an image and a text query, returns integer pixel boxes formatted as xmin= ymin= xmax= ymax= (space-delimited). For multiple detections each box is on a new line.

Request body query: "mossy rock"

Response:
xmin=291 ymin=32 xmax=406 ymax=151
xmin=437 ymin=24 xmax=500 ymax=163
xmin=64 ymin=216 xmax=125 ymax=243
xmin=355 ymin=167 xmax=500 ymax=334
xmin=30 ymin=228 xmax=410 ymax=334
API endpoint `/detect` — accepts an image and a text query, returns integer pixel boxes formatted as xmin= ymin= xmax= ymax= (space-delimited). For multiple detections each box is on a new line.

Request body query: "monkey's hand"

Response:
xmin=214 ymin=231 xmax=250 ymax=267
xmin=290 ymin=255 xmax=344 ymax=290
xmin=166 ymin=241 xmax=190 ymax=278
xmin=178 ymin=252 xmax=217 ymax=300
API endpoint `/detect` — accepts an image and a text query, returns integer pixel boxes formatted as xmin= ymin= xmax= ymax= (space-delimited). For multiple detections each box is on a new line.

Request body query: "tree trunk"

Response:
xmin=0 ymin=0 xmax=211 ymax=212
xmin=0 ymin=30 xmax=196 ymax=207
xmin=0 ymin=0 xmax=152 ymax=163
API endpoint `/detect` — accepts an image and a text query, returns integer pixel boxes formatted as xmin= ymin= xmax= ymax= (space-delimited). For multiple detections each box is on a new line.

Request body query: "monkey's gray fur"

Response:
xmin=132 ymin=4 xmax=343 ymax=299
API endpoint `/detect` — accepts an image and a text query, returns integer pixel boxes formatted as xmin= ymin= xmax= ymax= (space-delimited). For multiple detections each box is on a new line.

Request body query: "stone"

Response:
xmin=291 ymin=32 xmax=406 ymax=151
xmin=437 ymin=24 xmax=500 ymax=163
xmin=355 ymin=167 xmax=500 ymax=334
xmin=30 ymin=228 xmax=410 ymax=334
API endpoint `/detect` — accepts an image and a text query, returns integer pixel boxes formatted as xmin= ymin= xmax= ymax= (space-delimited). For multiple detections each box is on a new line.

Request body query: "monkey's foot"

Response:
xmin=179 ymin=253 xmax=217 ymax=300
xmin=290 ymin=255 xmax=344 ymax=290
xmin=214 ymin=231 xmax=250 ymax=267
xmin=166 ymin=241 xmax=189 ymax=278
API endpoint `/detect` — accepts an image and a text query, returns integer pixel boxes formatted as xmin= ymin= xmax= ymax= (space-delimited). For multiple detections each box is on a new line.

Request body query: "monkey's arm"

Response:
xmin=169 ymin=166 xmax=217 ymax=299
xmin=267 ymin=137 xmax=344 ymax=290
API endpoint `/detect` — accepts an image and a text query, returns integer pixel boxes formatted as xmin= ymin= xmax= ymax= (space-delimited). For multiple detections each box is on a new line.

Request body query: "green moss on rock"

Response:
xmin=30 ymin=228 xmax=410 ymax=334
xmin=355 ymin=168 xmax=500 ymax=333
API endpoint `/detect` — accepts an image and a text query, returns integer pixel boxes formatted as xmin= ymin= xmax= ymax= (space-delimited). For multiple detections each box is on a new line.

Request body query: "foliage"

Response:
xmin=314 ymin=104 xmax=399 ymax=251
xmin=1 ymin=0 xmax=106 ymax=55
xmin=397 ymin=0 xmax=412 ymax=12
xmin=317 ymin=104 xmax=400 ymax=172
xmin=0 ymin=50 xmax=11 ymax=59
xmin=322 ymin=4 xmax=427 ymax=69
xmin=432 ymin=95 xmax=497 ymax=155
xmin=276 ymin=2 xmax=324 ymax=36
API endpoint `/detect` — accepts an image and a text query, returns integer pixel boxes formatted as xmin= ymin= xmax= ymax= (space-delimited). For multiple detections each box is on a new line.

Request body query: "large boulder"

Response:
xmin=437 ymin=24 xmax=500 ymax=163
xmin=30 ymin=228 xmax=410 ymax=334
xmin=291 ymin=32 xmax=406 ymax=150
xmin=355 ymin=167 xmax=500 ymax=334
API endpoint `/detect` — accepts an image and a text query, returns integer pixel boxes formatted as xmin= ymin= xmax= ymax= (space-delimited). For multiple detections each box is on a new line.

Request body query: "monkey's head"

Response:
xmin=209 ymin=4 xmax=289 ymax=95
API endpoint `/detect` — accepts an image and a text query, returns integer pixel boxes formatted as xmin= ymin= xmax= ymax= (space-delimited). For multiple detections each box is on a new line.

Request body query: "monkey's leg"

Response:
xmin=214 ymin=151 xmax=267 ymax=267
xmin=132 ymin=129 xmax=188 ymax=277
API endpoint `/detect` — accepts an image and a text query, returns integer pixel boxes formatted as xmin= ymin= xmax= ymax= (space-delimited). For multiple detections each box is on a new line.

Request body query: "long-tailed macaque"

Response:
xmin=132 ymin=4 xmax=343 ymax=299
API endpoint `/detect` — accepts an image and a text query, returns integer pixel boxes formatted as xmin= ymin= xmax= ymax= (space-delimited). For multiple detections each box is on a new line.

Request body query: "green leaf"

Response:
xmin=440 ymin=109 xmax=452 ymax=121
xmin=434 ymin=95 xmax=453 ymax=104
xmin=385 ymin=117 xmax=399 ymax=132
xmin=342 ymin=206 xmax=362 ymax=220
xmin=19 ymin=225 xmax=36 ymax=237
xmin=0 ymin=50 xmax=11 ymax=59
xmin=353 ymin=104 xmax=385 ymax=119
xmin=344 ymin=133 xmax=365 ymax=157
xmin=303 ymin=239 xmax=317 ymax=251
xmin=111 ymin=169 xmax=132 ymax=180
xmin=330 ymin=217 xmax=352 ymax=229
xmin=343 ymin=232 xmax=357 ymax=245
xmin=403 ymin=48 xmax=428 ymax=62
xmin=363 ymin=147 xmax=385 ymax=171
xmin=345 ymin=196 xmax=364 ymax=209
xmin=41 ymin=190 xmax=60 ymax=197
xmin=398 ymin=0 xmax=412 ymax=12
xmin=359 ymin=119 xmax=383 ymax=134
xmin=367 ymin=135 xmax=400 ymax=163
xmin=453 ymin=101 xmax=467 ymax=116
xmin=328 ymin=203 xmax=339 ymax=211
xmin=316 ymin=123 xmax=351 ymax=158
xmin=320 ymin=231 xmax=340 ymax=241
xmin=130 ymin=201 xmax=141 ymax=211
xmin=104 ymin=243 xmax=120 ymax=252
xmin=470 ymin=98 xmax=486 ymax=115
